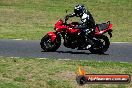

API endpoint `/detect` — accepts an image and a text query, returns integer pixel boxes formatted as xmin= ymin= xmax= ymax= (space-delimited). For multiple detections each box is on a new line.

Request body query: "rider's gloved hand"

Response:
xmin=64 ymin=15 xmax=69 ymax=21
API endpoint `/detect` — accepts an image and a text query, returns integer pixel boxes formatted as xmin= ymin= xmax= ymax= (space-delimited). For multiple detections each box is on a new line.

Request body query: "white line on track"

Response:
xmin=112 ymin=42 xmax=131 ymax=44
xmin=10 ymin=57 xmax=20 ymax=59
xmin=36 ymin=58 xmax=48 ymax=60
xmin=7 ymin=57 xmax=130 ymax=63
xmin=12 ymin=39 xmax=23 ymax=40
xmin=58 ymin=59 xmax=71 ymax=61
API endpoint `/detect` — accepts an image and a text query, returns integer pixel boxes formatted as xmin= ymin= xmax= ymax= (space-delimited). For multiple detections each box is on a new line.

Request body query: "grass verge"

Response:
xmin=0 ymin=57 xmax=132 ymax=88
xmin=0 ymin=0 xmax=132 ymax=42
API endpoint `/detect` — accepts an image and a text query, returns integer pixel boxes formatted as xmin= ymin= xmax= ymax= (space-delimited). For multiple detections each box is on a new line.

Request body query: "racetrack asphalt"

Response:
xmin=0 ymin=39 xmax=132 ymax=62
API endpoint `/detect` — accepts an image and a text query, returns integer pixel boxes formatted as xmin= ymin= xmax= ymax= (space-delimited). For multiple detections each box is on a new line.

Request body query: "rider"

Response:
xmin=65 ymin=4 xmax=96 ymax=49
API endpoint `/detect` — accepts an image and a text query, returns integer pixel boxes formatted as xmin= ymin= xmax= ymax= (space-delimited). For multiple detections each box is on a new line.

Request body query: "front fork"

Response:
xmin=108 ymin=30 xmax=113 ymax=38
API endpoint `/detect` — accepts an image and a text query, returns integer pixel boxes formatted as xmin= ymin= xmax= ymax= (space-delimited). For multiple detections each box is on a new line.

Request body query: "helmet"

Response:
xmin=74 ymin=4 xmax=86 ymax=17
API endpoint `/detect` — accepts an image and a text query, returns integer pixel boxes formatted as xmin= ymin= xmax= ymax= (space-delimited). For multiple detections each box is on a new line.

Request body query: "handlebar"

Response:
xmin=63 ymin=16 xmax=78 ymax=28
xmin=64 ymin=16 xmax=69 ymax=24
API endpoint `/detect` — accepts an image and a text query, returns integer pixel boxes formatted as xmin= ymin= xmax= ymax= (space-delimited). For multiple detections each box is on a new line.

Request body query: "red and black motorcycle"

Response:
xmin=40 ymin=17 xmax=113 ymax=54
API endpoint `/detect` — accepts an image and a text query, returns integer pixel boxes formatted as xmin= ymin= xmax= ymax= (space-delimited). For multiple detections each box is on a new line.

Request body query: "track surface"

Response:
xmin=0 ymin=39 xmax=132 ymax=62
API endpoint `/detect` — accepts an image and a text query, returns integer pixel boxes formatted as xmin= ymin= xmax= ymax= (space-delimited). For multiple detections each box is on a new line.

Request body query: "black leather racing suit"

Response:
xmin=66 ymin=10 xmax=96 ymax=48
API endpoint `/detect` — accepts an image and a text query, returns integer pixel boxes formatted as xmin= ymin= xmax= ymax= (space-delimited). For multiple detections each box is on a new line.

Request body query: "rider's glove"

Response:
xmin=65 ymin=15 xmax=69 ymax=21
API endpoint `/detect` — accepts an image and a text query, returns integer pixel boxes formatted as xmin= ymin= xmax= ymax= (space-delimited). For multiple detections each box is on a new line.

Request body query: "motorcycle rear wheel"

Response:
xmin=89 ymin=35 xmax=110 ymax=54
xmin=40 ymin=34 xmax=61 ymax=52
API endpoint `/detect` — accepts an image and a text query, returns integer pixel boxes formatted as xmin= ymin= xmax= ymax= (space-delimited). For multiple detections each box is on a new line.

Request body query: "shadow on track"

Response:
xmin=41 ymin=50 xmax=109 ymax=55
xmin=57 ymin=51 xmax=90 ymax=55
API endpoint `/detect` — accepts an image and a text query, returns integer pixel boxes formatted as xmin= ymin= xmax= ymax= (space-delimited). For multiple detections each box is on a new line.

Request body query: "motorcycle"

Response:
xmin=40 ymin=16 xmax=113 ymax=54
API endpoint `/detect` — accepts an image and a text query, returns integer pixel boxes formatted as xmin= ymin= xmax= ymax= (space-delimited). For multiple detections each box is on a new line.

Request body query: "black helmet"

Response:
xmin=74 ymin=4 xmax=86 ymax=17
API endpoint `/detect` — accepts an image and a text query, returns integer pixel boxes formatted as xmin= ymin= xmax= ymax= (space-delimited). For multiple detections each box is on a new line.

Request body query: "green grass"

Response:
xmin=0 ymin=0 xmax=132 ymax=41
xmin=0 ymin=1 xmax=131 ymax=88
xmin=0 ymin=57 xmax=132 ymax=88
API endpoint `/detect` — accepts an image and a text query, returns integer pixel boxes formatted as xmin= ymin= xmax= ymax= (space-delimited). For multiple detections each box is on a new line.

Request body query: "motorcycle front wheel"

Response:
xmin=40 ymin=34 xmax=61 ymax=52
xmin=89 ymin=35 xmax=110 ymax=54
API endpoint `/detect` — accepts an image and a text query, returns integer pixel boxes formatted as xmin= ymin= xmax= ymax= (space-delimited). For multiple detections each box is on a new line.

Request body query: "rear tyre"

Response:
xmin=40 ymin=34 xmax=61 ymax=52
xmin=89 ymin=35 xmax=110 ymax=54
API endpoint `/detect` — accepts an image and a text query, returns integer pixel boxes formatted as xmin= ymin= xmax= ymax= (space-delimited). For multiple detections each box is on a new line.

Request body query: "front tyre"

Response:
xmin=40 ymin=34 xmax=61 ymax=52
xmin=89 ymin=35 xmax=110 ymax=54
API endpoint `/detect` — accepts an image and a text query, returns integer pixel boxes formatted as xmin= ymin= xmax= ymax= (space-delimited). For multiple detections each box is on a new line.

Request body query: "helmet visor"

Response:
xmin=74 ymin=9 xmax=83 ymax=16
